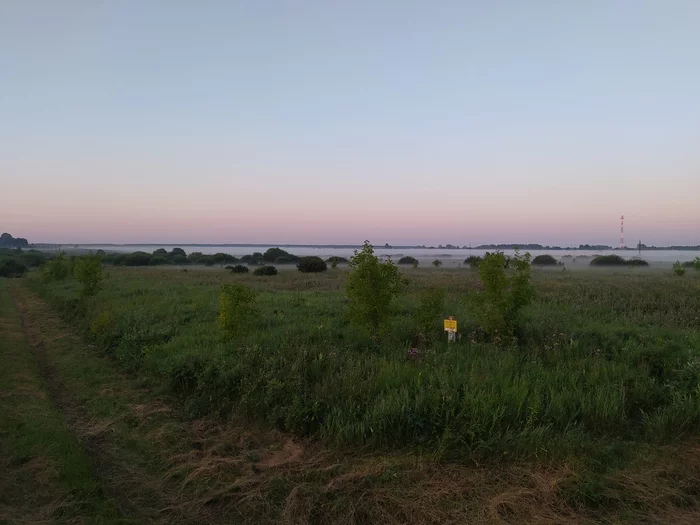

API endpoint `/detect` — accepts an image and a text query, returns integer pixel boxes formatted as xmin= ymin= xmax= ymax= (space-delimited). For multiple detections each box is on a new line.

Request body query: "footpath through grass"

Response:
xmin=0 ymin=281 xmax=122 ymax=524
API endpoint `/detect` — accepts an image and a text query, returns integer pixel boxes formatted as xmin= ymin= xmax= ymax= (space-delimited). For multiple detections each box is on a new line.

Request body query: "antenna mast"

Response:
xmin=619 ymin=215 xmax=624 ymax=249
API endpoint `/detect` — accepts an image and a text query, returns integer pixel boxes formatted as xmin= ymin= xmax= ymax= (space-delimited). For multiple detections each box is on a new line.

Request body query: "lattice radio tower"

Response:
xmin=619 ymin=215 xmax=624 ymax=249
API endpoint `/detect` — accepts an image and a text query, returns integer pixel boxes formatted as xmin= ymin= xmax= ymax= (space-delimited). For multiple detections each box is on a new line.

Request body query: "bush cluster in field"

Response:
xmin=26 ymin=247 xmax=700 ymax=459
xmin=0 ymin=248 xmax=46 ymax=277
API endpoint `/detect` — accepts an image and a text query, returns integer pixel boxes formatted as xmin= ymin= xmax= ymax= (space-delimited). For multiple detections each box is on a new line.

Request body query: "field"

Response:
xmin=2 ymin=264 xmax=700 ymax=523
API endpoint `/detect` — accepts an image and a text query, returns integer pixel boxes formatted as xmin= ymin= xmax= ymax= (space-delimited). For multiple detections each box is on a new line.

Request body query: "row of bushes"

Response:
xmin=0 ymin=248 xmax=47 ymax=278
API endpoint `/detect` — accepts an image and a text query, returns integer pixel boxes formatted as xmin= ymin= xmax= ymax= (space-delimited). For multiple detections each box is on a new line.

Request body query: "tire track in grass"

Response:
xmin=0 ymin=281 xmax=125 ymax=524
xmin=7 ymin=282 xmax=203 ymax=524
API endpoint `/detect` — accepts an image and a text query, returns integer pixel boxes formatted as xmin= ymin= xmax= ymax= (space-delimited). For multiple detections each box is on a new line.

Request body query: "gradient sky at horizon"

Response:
xmin=2 ymin=1 xmax=699 ymax=246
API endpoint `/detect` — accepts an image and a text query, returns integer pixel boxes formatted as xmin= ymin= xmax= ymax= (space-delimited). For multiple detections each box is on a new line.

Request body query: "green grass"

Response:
xmin=0 ymin=281 xmax=121 ymax=524
xmin=25 ymin=266 xmax=700 ymax=462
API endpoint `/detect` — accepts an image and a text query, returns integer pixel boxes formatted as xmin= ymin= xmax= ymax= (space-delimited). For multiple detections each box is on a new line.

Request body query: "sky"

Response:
xmin=2 ymin=1 xmax=699 ymax=246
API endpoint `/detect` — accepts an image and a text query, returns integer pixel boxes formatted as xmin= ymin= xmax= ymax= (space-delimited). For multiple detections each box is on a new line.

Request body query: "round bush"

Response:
xmin=230 ymin=264 xmax=250 ymax=274
xmin=532 ymin=254 xmax=558 ymax=266
xmin=326 ymin=256 xmax=348 ymax=264
xmin=263 ymin=247 xmax=298 ymax=262
xmin=253 ymin=265 xmax=277 ymax=276
xmin=297 ymin=256 xmax=327 ymax=273
xmin=398 ymin=256 xmax=418 ymax=265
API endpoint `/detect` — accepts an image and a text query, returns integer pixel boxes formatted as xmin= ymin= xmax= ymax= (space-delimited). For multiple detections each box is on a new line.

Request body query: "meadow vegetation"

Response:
xmin=17 ymin=244 xmax=700 ymax=468
xmin=4 ymin=242 xmax=700 ymax=521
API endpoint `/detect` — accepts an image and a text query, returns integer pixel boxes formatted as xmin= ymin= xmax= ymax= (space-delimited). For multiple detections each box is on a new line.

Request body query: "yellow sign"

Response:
xmin=443 ymin=319 xmax=457 ymax=332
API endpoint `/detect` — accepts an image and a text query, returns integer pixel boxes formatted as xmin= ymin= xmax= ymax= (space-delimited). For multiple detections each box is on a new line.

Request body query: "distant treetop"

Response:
xmin=0 ymin=233 xmax=29 ymax=249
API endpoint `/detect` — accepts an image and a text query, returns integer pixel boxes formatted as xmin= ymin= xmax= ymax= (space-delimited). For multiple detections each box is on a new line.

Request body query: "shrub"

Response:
xmin=153 ymin=248 xmax=168 ymax=256
xmin=464 ymin=255 xmax=483 ymax=268
xmin=74 ymin=254 xmax=105 ymax=297
xmin=628 ymin=259 xmax=649 ymax=267
xmin=590 ymin=255 xmax=627 ymax=266
xmin=169 ymin=247 xmax=186 ymax=257
xmin=346 ymin=241 xmax=406 ymax=334
xmin=253 ymin=265 xmax=277 ymax=276
xmin=326 ymin=256 xmax=348 ymax=265
xmin=532 ymin=254 xmax=558 ymax=266
xmin=476 ymin=250 xmax=534 ymax=339
xmin=263 ymin=247 xmax=297 ymax=262
xmin=95 ymin=249 xmax=106 ymax=257
xmin=415 ymin=287 xmax=445 ymax=338
xmin=0 ymin=257 xmax=27 ymax=278
xmin=672 ymin=261 xmax=686 ymax=276
xmin=17 ymin=250 xmax=45 ymax=267
xmin=432 ymin=259 xmax=442 ymax=268
xmin=43 ymin=251 xmax=70 ymax=280
xmin=230 ymin=264 xmax=250 ymax=274
xmin=398 ymin=256 xmax=418 ymax=266
xmin=187 ymin=252 xmax=204 ymax=262
xmin=683 ymin=258 xmax=700 ymax=270
xmin=297 ymin=256 xmax=327 ymax=273
xmin=218 ymin=284 xmax=257 ymax=337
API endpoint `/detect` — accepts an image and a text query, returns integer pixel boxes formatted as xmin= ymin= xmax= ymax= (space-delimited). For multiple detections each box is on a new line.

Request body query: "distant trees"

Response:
xmin=0 ymin=233 xmax=29 ymax=249
xmin=590 ymin=255 xmax=649 ymax=267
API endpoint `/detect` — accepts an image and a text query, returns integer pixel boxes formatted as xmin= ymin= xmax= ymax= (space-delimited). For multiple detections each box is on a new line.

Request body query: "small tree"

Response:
xmin=416 ymin=287 xmax=445 ymax=338
xmin=74 ymin=254 xmax=105 ymax=297
xmin=218 ymin=284 xmax=257 ymax=337
xmin=398 ymin=256 xmax=418 ymax=266
xmin=297 ymin=256 xmax=327 ymax=273
xmin=672 ymin=261 xmax=686 ymax=276
xmin=693 ymin=257 xmax=700 ymax=271
xmin=476 ymin=250 xmax=534 ymax=340
xmin=432 ymin=259 xmax=442 ymax=268
xmin=346 ymin=241 xmax=405 ymax=334
xmin=43 ymin=251 xmax=70 ymax=281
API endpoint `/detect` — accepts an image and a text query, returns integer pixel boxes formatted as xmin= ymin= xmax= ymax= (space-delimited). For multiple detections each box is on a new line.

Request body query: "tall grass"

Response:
xmin=26 ymin=266 xmax=700 ymax=459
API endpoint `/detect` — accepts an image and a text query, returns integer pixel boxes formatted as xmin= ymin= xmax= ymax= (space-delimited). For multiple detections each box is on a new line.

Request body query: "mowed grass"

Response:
xmin=0 ymin=281 xmax=121 ymax=524
xmin=25 ymin=266 xmax=700 ymax=462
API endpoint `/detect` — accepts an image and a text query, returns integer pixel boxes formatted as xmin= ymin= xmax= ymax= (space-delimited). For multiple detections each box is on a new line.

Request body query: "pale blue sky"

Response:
xmin=2 ymin=1 xmax=699 ymax=245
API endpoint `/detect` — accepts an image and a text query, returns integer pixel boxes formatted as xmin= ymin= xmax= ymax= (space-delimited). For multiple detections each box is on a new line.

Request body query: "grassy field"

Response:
xmin=3 ymin=265 xmax=700 ymax=523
